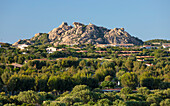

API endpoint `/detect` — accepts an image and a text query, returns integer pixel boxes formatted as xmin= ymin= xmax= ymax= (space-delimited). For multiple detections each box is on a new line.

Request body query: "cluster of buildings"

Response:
xmin=95 ymin=43 xmax=170 ymax=50
xmin=95 ymin=44 xmax=134 ymax=48
xmin=9 ymin=42 xmax=170 ymax=55
xmin=17 ymin=44 xmax=29 ymax=50
xmin=141 ymin=43 xmax=170 ymax=49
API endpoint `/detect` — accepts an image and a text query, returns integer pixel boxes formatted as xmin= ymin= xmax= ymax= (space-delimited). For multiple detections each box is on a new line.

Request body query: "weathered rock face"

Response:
xmin=13 ymin=22 xmax=143 ymax=46
xmin=34 ymin=33 xmax=42 ymax=37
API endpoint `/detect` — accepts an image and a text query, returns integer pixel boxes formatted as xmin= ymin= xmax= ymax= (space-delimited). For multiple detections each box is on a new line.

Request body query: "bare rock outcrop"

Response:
xmin=13 ymin=22 xmax=143 ymax=46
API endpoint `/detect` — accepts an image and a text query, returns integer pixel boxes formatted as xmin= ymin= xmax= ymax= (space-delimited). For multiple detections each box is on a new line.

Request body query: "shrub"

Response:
xmin=100 ymin=81 xmax=115 ymax=88
xmin=160 ymin=99 xmax=170 ymax=106
xmin=17 ymin=90 xmax=44 ymax=104
xmin=137 ymin=87 xmax=150 ymax=95
xmin=71 ymin=85 xmax=90 ymax=94
xmin=120 ymin=87 xmax=132 ymax=95
xmin=121 ymin=72 xmax=138 ymax=89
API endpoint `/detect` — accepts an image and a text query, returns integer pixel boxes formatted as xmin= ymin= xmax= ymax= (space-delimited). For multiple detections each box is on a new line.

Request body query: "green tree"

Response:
xmin=146 ymin=96 xmax=162 ymax=105
xmin=104 ymin=75 xmax=113 ymax=81
xmin=72 ymin=89 xmax=92 ymax=103
xmin=17 ymin=90 xmax=44 ymax=104
xmin=79 ymin=60 xmax=86 ymax=67
xmin=100 ymin=81 xmax=115 ymax=88
xmin=7 ymin=75 xmax=20 ymax=94
xmin=160 ymin=99 xmax=170 ymax=106
xmin=35 ymin=74 xmax=49 ymax=91
xmin=137 ymin=87 xmax=150 ymax=95
xmin=1 ymin=71 xmax=12 ymax=85
xmin=71 ymin=85 xmax=90 ymax=94
xmin=19 ymin=75 xmax=35 ymax=91
xmin=140 ymin=76 xmax=161 ymax=89
xmin=125 ymin=60 xmax=133 ymax=71
xmin=18 ymin=56 xmax=25 ymax=64
xmin=120 ymin=87 xmax=132 ymax=95
xmin=79 ymin=77 xmax=99 ymax=89
xmin=113 ymin=100 xmax=126 ymax=106
xmin=14 ymin=56 xmax=18 ymax=63
xmin=121 ymin=72 xmax=138 ymax=89
xmin=97 ymin=98 xmax=113 ymax=105
xmin=116 ymin=70 xmax=125 ymax=80
xmin=47 ymin=76 xmax=63 ymax=92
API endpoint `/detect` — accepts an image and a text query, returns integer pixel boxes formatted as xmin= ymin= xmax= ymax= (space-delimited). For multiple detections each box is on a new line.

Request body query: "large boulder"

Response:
xmin=13 ymin=22 xmax=143 ymax=46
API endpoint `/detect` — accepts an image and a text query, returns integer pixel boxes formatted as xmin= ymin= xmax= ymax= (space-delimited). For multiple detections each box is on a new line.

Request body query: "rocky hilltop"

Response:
xmin=13 ymin=22 xmax=143 ymax=46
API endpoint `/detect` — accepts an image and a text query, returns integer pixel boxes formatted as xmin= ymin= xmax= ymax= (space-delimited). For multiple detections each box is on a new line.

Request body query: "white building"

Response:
xmin=162 ymin=43 xmax=170 ymax=48
xmin=145 ymin=63 xmax=154 ymax=66
xmin=18 ymin=44 xmax=29 ymax=50
xmin=46 ymin=47 xmax=57 ymax=53
xmin=22 ymin=52 xmax=27 ymax=54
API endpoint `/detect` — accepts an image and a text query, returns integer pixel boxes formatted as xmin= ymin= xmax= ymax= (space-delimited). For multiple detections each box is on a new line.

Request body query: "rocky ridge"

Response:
xmin=12 ymin=22 xmax=143 ymax=46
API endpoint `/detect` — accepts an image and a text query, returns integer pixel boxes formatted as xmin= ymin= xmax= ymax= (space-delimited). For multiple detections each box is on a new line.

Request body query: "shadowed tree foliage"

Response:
xmin=121 ymin=72 xmax=138 ymax=89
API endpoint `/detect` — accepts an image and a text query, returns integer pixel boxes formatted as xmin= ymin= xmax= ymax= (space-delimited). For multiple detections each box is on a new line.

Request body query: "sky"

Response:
xmin=0 ymin=0 xmax=170 ymax=43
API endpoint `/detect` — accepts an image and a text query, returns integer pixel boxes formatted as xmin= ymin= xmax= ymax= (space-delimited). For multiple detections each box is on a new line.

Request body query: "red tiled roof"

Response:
xmin=95 ymin=51 xmax=108 ymax=53
xmin=137 ymin=59 xmax=144 ymax=61
xmin=120 ymin=51 xmax=141 ymax=53
xmin=76 ymin=50 xmax=88 ymax=53
xmin=118 ymin=54 xmax=132 ymax=56
xmin=57 ymin=49 xmax=67 ymax=51
xmin=142 ymin=45 xmax=157 ymax=48
xmin=7 ymin=63 xmax=23 ymax=68
xmin=136 ymin=56 xmax=154 ymax=58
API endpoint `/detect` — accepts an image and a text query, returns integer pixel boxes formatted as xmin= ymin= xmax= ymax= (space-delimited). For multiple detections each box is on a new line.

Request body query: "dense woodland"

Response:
xmin=0 ymin=42 xmax=169 ymax=106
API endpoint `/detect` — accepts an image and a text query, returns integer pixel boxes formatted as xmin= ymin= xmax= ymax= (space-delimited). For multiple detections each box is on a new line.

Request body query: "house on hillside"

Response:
xmin=145 ymin=63 xmax=154 ymax=66
xmin=142 ymin=45 xmax=157 ymax=49
xmin=46 ymin=47 xmax=57 ymax=53
xmin=18 ymin=44 xmax=29 ymax=50
xmin=162 ymin=43 xmax=170 ymax=48
xmin=118 ymin=54 xmax=132 ymax=56
xmin=137 ymin=59 xmax=145 ymax=61
xmin=96 ymin=44 xmax=110 ymax=48
xmin=57 ymin=48 xmax=67 ymax=51
xmin=120 ymin=51 xmax=141 ymax=53
xmin=117 ymin=44 xmax=134 ymax=47
xmin=22 ymin=52 xmax=27 ymax=54
xmin=136 ymin=56 xmax=154 ymax=58
xmin=96 ymin=43 xmax=134 ymax=48
xmin=152 ymin=42 xmax=161 ymax=45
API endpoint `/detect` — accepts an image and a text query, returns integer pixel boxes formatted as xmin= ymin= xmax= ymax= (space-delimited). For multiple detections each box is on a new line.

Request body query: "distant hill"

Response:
xmin=12 ymin=22 xmax=143 ymax=46
xmin=144 ymin=39 xmax=170 ymax=45
xmin=0 ymin=42 xmax=11 ymax=47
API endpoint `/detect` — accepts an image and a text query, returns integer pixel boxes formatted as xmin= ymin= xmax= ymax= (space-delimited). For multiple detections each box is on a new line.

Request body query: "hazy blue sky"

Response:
xmin=0 ymin=0 xmax=170 ymax=43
